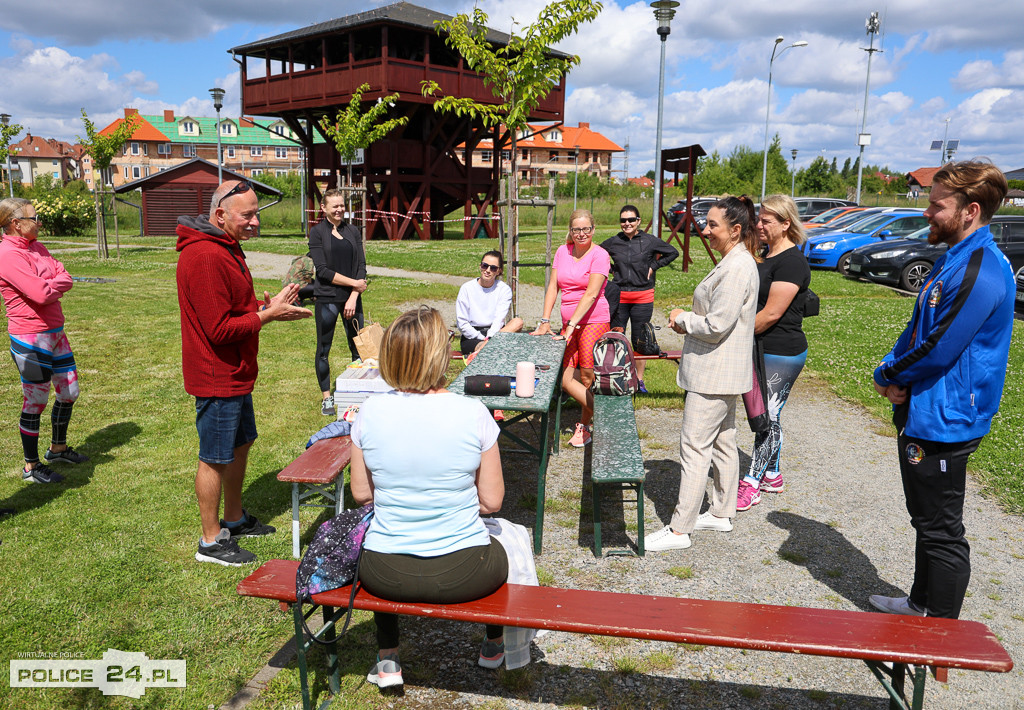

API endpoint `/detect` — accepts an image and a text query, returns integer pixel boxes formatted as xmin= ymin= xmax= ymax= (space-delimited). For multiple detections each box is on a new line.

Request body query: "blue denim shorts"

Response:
xmin=195 ymin=394 xmax=258 ymax=464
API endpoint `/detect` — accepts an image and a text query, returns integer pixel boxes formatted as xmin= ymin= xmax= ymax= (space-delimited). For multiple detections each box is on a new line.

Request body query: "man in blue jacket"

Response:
xmin=869 ymin=161 xmax=1013 ymax=619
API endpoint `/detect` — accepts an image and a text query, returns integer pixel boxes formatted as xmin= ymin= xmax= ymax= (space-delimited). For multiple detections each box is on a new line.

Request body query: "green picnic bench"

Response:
xmin=590 ymin=393 xmax=646 ymax=556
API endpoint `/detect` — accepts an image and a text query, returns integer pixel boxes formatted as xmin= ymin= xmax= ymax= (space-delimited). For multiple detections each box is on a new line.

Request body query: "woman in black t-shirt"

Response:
xmin=737 ymin=195 xmax=811 ymax=512
xmin=308 ymin=189 xmax=368 ymax=416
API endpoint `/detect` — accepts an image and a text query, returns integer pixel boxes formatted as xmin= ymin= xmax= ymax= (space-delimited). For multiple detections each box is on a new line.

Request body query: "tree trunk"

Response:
xmin=94 ymin=190 xmax=109 ymax=259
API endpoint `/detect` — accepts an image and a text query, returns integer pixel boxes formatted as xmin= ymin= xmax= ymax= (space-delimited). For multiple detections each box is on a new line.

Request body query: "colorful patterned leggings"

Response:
xmin=9 ymin=330 xmax=80 ymax=464
xmin=744 ymin=349 xmax=806 ymax=485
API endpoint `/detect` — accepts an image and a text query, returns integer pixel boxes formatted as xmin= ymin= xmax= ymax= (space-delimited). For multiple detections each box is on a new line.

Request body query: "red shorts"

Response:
xmin=562 ymin=322 xmax=610 ymax=370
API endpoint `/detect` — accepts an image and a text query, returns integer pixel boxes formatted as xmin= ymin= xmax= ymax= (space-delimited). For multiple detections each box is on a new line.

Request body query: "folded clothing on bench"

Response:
xmin=306 ymin=420 xmax=352 ymax=449
xmin=484 ymin=517 xmax=540 ymax=669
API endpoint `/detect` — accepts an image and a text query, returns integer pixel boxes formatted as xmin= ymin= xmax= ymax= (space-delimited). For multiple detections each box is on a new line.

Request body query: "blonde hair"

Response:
xmin=0 ymin=197 xmax=33 ymax=232
xmin=565 ymin=208 xmax=595 ymax=246
xmin=759 ymin=195 xmax=807 ymax=246
xmin=379 ymin=306 xmax=451 ymax=392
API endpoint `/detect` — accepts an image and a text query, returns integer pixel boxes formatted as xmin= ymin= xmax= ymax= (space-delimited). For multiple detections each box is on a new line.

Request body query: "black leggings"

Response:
xmin=359 ymin=538 xmax=509 ymax=648
xmin=314 ymin=301 xmax=362 ymax=392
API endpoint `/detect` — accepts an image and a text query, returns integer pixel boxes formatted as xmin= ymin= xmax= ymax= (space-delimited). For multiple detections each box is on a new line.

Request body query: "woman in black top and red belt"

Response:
xmin=308 ymin=189 xmax=368 ymax=416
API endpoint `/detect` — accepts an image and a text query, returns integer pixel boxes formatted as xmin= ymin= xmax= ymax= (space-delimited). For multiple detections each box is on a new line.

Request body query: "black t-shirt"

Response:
xmin=757 ymin=246 xmax=811 ymax=356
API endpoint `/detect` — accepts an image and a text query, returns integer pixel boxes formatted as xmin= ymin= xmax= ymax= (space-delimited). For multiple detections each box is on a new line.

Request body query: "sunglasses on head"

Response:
xmin=620 ymin=217 xmax=639 ymax=224
xmin=480 ymin=263 xmax=500 ymax=272
xmin=217 ymin=181 xmax=253 ymax=207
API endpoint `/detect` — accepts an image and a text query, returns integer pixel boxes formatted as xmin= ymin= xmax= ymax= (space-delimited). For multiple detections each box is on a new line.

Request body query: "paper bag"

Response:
xmin=352 ymin=319 xmax=383 ymax=361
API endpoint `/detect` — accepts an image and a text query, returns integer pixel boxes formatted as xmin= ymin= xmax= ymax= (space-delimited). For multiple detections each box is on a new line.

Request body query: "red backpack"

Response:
xmin=590 ymin=331 xmax=640 ymax=396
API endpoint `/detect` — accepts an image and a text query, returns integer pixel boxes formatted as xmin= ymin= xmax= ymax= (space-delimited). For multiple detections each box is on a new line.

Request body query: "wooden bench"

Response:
xmin=633 ymin=348 xmax=681 ymax=361
xmin=237 ymin=559 xmax=1012 ymax=710
xmin=590 ymin=394 xmax=646 ymax=556
xmin=277 ymin=437 xmax=352 ymax=558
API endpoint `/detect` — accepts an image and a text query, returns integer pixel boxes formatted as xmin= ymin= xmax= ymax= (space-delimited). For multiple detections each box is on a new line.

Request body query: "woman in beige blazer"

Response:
xmin=647 ymin=196 xmax=760 ymax=552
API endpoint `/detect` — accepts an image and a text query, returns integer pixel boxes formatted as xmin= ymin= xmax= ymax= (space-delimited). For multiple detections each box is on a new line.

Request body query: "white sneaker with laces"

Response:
xmin=693 ymin=511 xmax=733 ymax=532
xmin=868 ymin=595 xmax=927 ymax=616
xmin=645 ymin=526 xmax=691 ymax=551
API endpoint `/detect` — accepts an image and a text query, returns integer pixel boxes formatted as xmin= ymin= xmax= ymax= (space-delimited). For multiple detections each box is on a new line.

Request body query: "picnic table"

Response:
xmin=450 ymin=331 xmax=566 ymax=554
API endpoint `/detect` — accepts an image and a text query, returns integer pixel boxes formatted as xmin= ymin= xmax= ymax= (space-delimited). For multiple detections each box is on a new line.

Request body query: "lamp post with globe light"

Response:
xmin=854 ymin=12 xmax=882 ymax=204
xmin=650 ymin=0 xmax=679 ymax=236
xmin=209 ymin=87 xmax=225 ymax=183
xmin=760 ymin=37 xmax=808 ymax=202
xmin=790 ymin=148 xmax=798 ymax=197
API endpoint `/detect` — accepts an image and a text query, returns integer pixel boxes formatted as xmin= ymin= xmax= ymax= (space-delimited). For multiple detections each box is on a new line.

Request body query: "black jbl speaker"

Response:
xmin=464 ymin=375 xmax=511 ymax=396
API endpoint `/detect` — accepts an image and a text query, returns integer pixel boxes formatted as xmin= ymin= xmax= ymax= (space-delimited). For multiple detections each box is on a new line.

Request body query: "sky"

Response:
xmin=1 ymin=0 xmax=1022 ymax=178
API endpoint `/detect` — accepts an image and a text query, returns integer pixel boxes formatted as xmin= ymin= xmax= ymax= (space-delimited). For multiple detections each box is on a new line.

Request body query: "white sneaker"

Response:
xmin=869 ymin=595 xmax=927 ymax=616
xmin=693 ymin=511 xmax=732 ymax=532
xmin=645 ymin=526 xmax=691 ymax=551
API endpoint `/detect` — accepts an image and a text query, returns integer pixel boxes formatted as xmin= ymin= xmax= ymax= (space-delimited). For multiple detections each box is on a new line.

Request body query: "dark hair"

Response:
xmin=619 ymin=204 xmax=640 ymax=219
xmin=481 ymin=249 xmax=504 ymax=276
xmin=713 ymin=195 xmax=759 ymax=256
xmin=933 ymin=160 xmax=1008 ymax=222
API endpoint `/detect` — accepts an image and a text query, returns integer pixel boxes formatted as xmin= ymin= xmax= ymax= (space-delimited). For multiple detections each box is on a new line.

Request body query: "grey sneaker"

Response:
xmin=195 ymin=528 xmax=257 ymax=567
xmin=22 ymin=464 xmax=64 ymax=484
xmin=44 ymin=446 xmax=89 ymax=464
xmin=478 ymin=637 xmax=505 ymax=669
xmin=321 ymin=395 xmax=336 ymax=417
xmin=869 ymin=595 xmax=927 ymax=616
xmin=366 ymin=653 xmax=403 ymax=688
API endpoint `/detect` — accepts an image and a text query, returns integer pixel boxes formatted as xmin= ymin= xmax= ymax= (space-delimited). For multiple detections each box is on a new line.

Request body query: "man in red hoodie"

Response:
xmin=176 ymin=180 xmax=310 ymax=566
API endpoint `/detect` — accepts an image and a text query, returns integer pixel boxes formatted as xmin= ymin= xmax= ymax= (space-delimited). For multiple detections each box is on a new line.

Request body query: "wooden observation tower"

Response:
xmin=229 ymin=2 xmax=566 ymax=240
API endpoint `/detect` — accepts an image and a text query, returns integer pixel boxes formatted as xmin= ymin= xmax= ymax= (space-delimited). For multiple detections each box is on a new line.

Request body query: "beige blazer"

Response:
xmin=674 ymin=244 xmax=759 ymax=395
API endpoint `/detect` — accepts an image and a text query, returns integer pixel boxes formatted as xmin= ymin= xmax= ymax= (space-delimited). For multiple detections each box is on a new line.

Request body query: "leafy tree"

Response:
xmin=421 ymin=0 xmax=602 ymax=304
xmin=830 ymin=157 xmax=838 ymax=175
xmin=78 ymin=108 xmax=140 ymax=257
xmin=695 ymin=151 xmax=740 ymax=196
xmin=841 ymin=157 xmax=852 ymax=179
xmin=644 ymin=169 xmax=656 ymax=181
xmin=799 ymin=156 xmax=840 ymax=195
xmin=1 ymin=117 xmax=23 ymax=195
xmin=318 ymin=82 xmax=409 ymax=211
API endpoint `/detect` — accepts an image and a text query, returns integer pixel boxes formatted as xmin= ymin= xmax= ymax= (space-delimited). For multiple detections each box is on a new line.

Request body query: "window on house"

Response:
xmin=52 ymin=159 xmax=59 ymax=165
xmin=251 ymin=146 xmax=263 ymax=157
xmin=273 ymin=125 xmax=285 ymax=136
xmin=181 ymin=121 xmax=195 ymax=134
xmin=132 ymin=166 xmax=142 ymax=179
xmin=183 ymin=145 xmax=196 ymax=158
xmin=548 ymin=130 xmax=561 ymax=142
xmin=226 ymin=147 xmax=236 ymax=159
xmin=522 ymin=150 xmax=528 ymax=161
xmin=157 ymin=143 xmax=172 ymax=155
xmin=123 ymin=166 xmax=130 ymax=178
xmin=53 ymin=171 xmax=60 ymax=179
xmin=220 ymin=123 xmax=233 ymax=136
xmin=251 ymin=168 xmax=263 ymax=176
xmin=276 ymin=169 xmax=288 ymax=177
xmin=481 ymin=150 xmax=492 ymax=162
xmin=549 ymin=151 xmax=558 ymax=161
xmin=501 ymin=151 xmax=510 ymax=161
xmin=275 ymin=147 xmax=288 ymax=159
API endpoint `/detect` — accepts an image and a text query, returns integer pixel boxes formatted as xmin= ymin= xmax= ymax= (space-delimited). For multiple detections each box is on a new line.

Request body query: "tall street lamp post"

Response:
xmin=573 ymin=145 xmax=580 ymax=210
xmin=650 ymin=0 xmax=679 ymax=236
xmin=760 ymin=36 xmax=808 ymax=202
xmin=790 ymin=148 xmax=798 ymax=197
xmin=209 ymin=87 xmax=225 ymax=183
xmin=854 ymin=12 xmax=881 ymax=204
xmin=1 ymin=113 xmax=13 ymax=198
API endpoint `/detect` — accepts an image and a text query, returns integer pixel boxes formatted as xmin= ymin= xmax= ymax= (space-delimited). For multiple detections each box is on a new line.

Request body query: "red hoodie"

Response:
xmin=176 ymin=215 xmax=263 ymax=398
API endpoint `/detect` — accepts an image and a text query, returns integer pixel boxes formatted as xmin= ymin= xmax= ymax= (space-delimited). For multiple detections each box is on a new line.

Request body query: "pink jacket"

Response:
xmin=0 ymin=234 xmax=73 ymax=334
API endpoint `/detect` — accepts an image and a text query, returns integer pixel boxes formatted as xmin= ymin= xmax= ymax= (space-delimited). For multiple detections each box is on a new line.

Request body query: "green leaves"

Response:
xmin=318 ymin=83 xmax=410 ymax=164
xmin=78 ymin=108 xmax=140 ymax=172
xmin=0 ymin=120 xmax=23 ymax=165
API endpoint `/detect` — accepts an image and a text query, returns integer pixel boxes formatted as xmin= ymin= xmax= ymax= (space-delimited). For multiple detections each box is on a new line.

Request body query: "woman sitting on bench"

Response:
xmin=455 ymin=249 xmax=524 ymax=358
xmin=349 ymin=306 xmax=508 ymax=690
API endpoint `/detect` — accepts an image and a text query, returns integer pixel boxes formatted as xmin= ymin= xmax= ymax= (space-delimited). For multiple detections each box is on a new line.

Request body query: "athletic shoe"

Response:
xmin=869 ymin=595 xmax=927 ymax=616
xmin=637 ymin=380 xmax=648 ymax=394
xmin=0 ymin=508 xmax=15 ymax=518
xmin=693 ymin=511 xmax=733 ymax=532
xmin=222 ymin=509 xmax=276 ymax=538
xmin=645 ymin=526 xmax=691 ymax=551
xmin=493 ymin=409 xmax=505 ymax=422
xmin=195 ymin=528 xmax=257 ymax=566
xmin=367 ymin=653 xmax=403 ymax=688
xmin=44 ymin=446 xmax=89 ymax=464
xmin=478 ymin=637 xmax=505 ymax=669
xmin=736 ymin=481 xmax=761 ymax=511
xmin=568 ymin=423 xmax=592 ymax=448
xmin=321 ymin=395 xmax=336 ymax=417
xmin=760 ymin=474 xmax=784 ymax=493
xmin=22 ymin=464 xmax=64 ymax=484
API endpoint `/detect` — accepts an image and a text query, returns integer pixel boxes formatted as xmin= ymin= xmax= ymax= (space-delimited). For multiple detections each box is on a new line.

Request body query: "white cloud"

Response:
xmin=952 ymin=50 xmax=1024 ymax=91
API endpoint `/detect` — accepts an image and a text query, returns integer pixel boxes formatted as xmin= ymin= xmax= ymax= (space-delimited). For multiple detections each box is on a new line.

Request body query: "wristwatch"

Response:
xmin=539 ymin=318 xmax=550 ymax=323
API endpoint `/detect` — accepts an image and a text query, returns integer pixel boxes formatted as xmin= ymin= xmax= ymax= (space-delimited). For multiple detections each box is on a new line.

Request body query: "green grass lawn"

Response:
xmin=1 ymin=235 xmax=1021 ymax=708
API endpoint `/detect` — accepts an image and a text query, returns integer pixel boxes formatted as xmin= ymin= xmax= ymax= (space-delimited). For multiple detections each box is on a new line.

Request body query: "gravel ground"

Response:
xmin=243 ymin=254 xmax=1024 ymax=709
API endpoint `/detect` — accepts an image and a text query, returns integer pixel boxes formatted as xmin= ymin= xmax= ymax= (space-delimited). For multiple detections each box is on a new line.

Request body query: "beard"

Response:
xmin=927 ymin=214 xmax=964 ymax=245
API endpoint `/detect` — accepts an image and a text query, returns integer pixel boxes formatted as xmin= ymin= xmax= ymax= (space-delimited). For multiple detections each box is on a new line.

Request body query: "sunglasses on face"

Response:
xmin=480 ymin=263 xmax=500 ymax=272
xmin=620 ymin=217 xmax=639 ymax=224
xmin=217 ymin=181 xmax=253 ymax=207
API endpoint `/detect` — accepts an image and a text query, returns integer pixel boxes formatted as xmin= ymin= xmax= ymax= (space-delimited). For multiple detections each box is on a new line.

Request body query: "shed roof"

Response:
xmin=112 ymin=157 xmax=282 ymax=195
xmin=906 ymin=167 xmax=940 ymax=188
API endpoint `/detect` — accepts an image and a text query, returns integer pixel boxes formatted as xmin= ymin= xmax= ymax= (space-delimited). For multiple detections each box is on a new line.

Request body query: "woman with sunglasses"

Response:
xmin=532 ymin=209 xmax=611 ymax=448
xmin=308 ymin=189 xmax=368 ymax=417
xmin=455 ymin=250 xmax=524 ymax=357
xmin=600 ymin=205 xmax=679 ymax=392
xmin=0 ymin=198 xmax=89 ymax=486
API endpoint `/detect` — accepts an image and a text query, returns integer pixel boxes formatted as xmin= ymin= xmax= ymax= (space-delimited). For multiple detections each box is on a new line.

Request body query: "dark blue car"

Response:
xmin=803 ymin=211 xmax=928 ymax=275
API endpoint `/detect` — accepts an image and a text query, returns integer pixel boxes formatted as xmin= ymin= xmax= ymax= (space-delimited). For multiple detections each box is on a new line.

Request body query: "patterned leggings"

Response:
xmin=9 ymin=330 xmax=80 ymax=464
xmin=744 ymin=349 xmax=806 ymax=485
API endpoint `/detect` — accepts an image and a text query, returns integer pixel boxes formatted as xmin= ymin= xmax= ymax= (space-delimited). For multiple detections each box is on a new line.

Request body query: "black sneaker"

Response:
xmin=22 ymin=464 xmax=64 ymax=484
xmin=221 ymin=509 xmax=276 ymax=538
xmin=44 ymin=446 xmax=89 ymax=464
xmin=195 ymin=528 xmax=257 ymax=566
xmin=321 ymin=395 xmax=336 ymax=417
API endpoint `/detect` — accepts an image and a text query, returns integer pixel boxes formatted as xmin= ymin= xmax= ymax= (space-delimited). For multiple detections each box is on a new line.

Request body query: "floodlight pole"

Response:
xmin=854 ymin=12 xmax=881 ymax=204
xmin=573 ymin=145 xmax=580 ymax=210
xmin=761 ymin=37 xmax=808 ymax=202
xmin=650 ymin=0 xmax=679 ymax=237
xmin=209 ymin=87 xmax=225 ymax=183
xmin=790 ymin=148 xmax=798 ymax=197
xmin=1 ymin=113 xmax=13 ymax=198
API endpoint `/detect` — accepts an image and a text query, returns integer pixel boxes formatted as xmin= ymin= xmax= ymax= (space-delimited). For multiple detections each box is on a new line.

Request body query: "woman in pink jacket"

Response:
xmin=0 ymin=198 xmax=88 ymax=484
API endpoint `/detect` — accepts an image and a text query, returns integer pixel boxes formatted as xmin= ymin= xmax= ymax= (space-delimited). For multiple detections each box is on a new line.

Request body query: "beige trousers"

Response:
xmin=670 ymin=391 xmax=739 ymax=533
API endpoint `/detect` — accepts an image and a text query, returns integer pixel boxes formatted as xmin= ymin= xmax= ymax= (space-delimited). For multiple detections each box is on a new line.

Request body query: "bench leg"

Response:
xmin=291 ymin=483 xmax=301 ymax=559
xmin=592 ymin=483 xmax=603 ymax=557
xmin=637 ymin=482 xmax=645 ymax=557
xmin=322 ymin=605 xmax=340 ymax=696
xmin=292 ymin=604 xmax=314 ymax=710
xmin=334 ymin=474 xmax=344 ymax=516
xmin=534 ymin=411 xmax=550 ymax=555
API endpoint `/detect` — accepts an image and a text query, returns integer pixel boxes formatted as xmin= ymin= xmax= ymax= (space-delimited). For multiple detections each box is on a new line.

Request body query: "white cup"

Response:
xmin=515 ymin=361 xmax=536 ymax=398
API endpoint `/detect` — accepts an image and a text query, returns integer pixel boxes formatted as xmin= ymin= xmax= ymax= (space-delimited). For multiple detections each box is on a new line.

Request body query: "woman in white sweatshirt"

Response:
xmin=455 ymin=250 xmax=523 ymax=356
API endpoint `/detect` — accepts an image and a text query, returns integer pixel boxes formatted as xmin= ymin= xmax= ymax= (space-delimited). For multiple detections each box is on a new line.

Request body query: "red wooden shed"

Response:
xmin=113 ymin=158 xmax=281 ymax=236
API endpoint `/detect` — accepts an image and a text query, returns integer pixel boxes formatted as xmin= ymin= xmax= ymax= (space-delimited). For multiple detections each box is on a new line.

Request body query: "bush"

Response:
xmin=33 ymin=191 xmax=95 ymax=236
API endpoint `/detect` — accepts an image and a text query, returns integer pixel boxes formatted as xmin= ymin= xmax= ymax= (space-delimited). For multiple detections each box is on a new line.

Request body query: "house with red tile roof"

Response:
xmin=906 ymin=167 xmax=940 ymax=192
xmin=8 ymin=134 xmax=84 ymax=186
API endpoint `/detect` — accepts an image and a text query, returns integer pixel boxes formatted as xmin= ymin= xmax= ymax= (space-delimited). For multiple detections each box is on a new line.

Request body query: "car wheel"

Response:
xmin=836 ymin=252 xmax=854 ymax=276
xmin=1015 ymin=264 xmax=1024 ymax=281
xmin=900 ymin=261 xmax=932 ymax=292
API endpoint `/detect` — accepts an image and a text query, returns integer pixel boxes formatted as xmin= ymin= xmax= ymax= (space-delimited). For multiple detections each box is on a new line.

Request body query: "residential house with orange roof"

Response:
xmin=8 ymin=134 xmax=84 ymax=186
xmin=905 ymin=167 xmax=940 ymax=194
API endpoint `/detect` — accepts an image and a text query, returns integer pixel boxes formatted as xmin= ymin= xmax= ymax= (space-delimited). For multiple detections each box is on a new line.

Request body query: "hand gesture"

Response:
xmin=260 ymin=284 xmax=311 ymax=322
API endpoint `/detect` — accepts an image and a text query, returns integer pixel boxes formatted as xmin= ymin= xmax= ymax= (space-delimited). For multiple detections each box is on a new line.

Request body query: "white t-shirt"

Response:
xmin=456 ymin=278 xmax=513 ymax=340
xmin=350 ymin=390 xmax=500 ymax=556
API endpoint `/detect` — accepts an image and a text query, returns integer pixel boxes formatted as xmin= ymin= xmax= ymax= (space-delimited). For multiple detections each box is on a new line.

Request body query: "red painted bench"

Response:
xmin=277 ymin=437 xmax=352 ymax=558
xmin=237 ymin=558 xmax=1012 ymax=710
xmin=633 ymin=349 xmax=681 ymax=361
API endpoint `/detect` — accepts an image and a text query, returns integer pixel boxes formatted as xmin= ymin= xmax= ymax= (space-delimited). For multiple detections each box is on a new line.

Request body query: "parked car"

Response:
xmin=802 ymin=205 xmax=863 ymax=228
xmin=803 ymin=207 xmax=881 ymax=237
xmin=667 ymin=198 xmax=715 ymax=229
xmin=803 ymin=211 xmax=929 ymax=275
xmin=1015 ymin=269 xmax=1024 ymax=316
xmin=848 ymin=215 xmax=1024 ymax=292
xmin=794 ymin=197 xmax=858 ymax=219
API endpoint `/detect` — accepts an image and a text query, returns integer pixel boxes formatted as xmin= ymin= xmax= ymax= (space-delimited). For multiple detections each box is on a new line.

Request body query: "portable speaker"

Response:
xmin=464 ymin=375 xmax=512 ymax=396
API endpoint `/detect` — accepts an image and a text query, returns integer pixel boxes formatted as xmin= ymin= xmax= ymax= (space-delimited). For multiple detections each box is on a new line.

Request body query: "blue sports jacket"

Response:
xmin=873 ymin=224 xmax=1014 ymax=442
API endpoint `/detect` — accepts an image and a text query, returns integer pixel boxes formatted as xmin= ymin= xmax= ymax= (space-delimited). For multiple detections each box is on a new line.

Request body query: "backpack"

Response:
xmin=591 ymin=331 xmax=640 ymax=396
xmin=283 ymin=253 xmax=315 ymax=288
xmin=295 ymin=502 xmax=374 ymax=644
xmin=631 ymin=322 xmax=661 ymax=356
